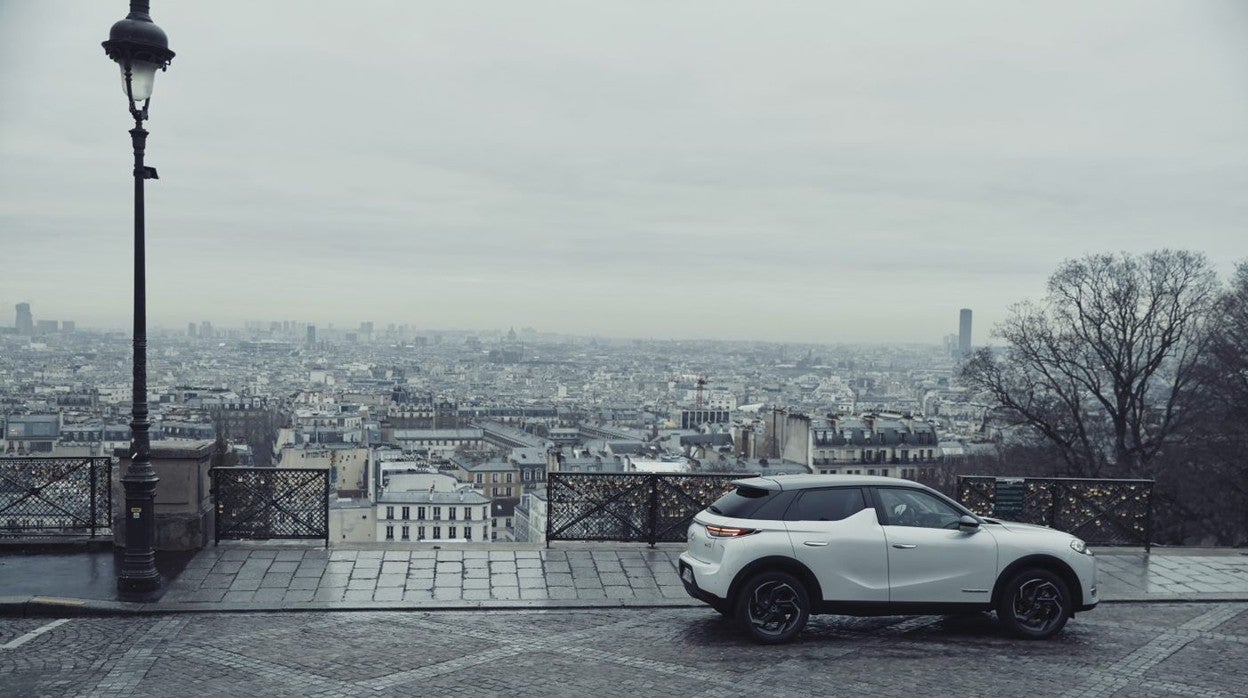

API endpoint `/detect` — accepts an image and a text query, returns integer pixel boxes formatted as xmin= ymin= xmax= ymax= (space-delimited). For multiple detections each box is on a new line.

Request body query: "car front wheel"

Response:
xmin=996 ymin=569 xmax=1071 ymax=640
xmin=735 ymin=571 xmax=810 ymax=644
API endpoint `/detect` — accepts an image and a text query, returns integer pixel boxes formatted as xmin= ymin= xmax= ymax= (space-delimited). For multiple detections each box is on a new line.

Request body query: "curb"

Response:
xmin=0 ymin=594 xmax=705 ymax=618
xmin=4 ymin=593 xmax=1246 ymax=618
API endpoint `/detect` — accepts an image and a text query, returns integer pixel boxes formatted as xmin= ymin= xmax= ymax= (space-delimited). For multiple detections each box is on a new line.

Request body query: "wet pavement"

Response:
xmin=0 ymin=548 xmax=194 ymax=601
xmin=2 ymin=544 xmax=1246 ymax=615
xmin=2 ymin=602 xmax=1247 ymax=697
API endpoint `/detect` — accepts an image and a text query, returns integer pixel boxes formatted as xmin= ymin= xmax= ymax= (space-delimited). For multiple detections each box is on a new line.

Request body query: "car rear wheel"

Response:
xmin=996 ymin=569 xmax=1071 ymax=640
xmin=735 ymin=571 xmax=810 ymax=644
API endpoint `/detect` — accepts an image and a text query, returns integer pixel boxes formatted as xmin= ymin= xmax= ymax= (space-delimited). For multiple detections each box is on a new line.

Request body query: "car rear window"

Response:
xmin=708 ymin=485 xmax=778 ymax=519
xmin=707 ymin=486 xmax=800 ymax=520
xmin=785 ymin=488 xmax=867 ymax=522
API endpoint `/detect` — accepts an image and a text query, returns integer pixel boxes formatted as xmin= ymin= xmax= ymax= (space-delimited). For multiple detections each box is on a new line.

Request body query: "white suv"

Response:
xmin=678 ymin=475 xmax=1098 ymax=643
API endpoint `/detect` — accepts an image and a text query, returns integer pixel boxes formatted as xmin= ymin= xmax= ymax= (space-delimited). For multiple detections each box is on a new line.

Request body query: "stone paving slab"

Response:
xmin=3 ymin=546 xmax=1247 ymax=617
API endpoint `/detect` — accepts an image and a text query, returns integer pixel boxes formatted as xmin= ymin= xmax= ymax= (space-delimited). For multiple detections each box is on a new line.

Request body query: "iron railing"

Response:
xmin=957 ymin=476 xmax=1154 ymax=550
xmin=211 ymin=467 xmax=329 ymax=546
xmin=0 ymin=456 xmax=113 ymax=536
xmin=546 ymin=472 xmax=745 ymax=546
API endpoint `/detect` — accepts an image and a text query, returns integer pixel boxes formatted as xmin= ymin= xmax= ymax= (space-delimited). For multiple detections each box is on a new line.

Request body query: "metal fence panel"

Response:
xmin=957 ymin=476 xmax=1154 ymax=550
xmin=212 ymin=467 xmax=329 ymax=546
xmin=547 ymin=472 xmax=743 ymax=545
xmin=0 ymin=457 xmax=112 ymax=536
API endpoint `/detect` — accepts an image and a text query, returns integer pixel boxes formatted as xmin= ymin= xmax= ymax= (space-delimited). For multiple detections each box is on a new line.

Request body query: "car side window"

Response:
xmin=785 ymin=488 xmax=867 ymax=522
xmin=876 ymin=488 xmax=962 ymax=529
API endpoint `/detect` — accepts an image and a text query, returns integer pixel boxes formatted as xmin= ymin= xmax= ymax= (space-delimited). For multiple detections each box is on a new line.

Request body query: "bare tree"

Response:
xmin=961 ymin=250 xmax=1218 ymax=477
xmin=1171 ymin=261 xmax=1248 ymax=544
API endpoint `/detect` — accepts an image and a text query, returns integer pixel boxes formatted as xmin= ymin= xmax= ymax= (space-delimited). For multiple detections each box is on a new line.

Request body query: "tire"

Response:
xmin=735 ymin=571 xmax=810 ymax=644
xmin=996 ymin=568 xmax=1071 ymax=640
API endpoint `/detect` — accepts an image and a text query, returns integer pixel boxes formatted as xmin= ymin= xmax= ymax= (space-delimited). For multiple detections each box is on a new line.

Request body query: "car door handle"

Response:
xmin=803 ymin=541 xmax=829 ymax=547
xmin=891 ymin=544 xmax=917 ymax=549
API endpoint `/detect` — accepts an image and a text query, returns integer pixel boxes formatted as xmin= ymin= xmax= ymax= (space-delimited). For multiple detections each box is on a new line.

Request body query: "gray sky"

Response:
xmin=2 ymin=1 xmax=1246 ymax=343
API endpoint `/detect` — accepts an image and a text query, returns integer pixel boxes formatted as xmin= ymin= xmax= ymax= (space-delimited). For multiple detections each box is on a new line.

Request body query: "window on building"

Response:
xmin=492 ymin=473 xmax=499 ymax=483
xmin=418 ymin=526 xmax=425 ymax=540
xmin=464 ymin=508 xmax=472 ymax=521
xmin=449 ymin=526 xmax=457 ymax=539
xmin=475 ymin=474 xmax=483 ymax=484
xmin=401 ymin=525 xmax=409 ymax=541
xmin=506 ymin=473 xmax=513 ymax=483
xmin=385 ymin=506 xmax=394 ymax=520
xmin=433 ymin=526 xmax=441 ymax=539
xmin=433 ymin=507 xmax=441 ymax=520
xmin=401 ymin=506 xmax=410 ymax=520
xmin=465 ymin=527 xmax=472 ymax=541
xmin=417 ymin=506 xmax=426 ymax=520
xmin=385 ymin=525 xmax=394 ymax=541
xmin=449 ymin=508 xmax=456 ymax=521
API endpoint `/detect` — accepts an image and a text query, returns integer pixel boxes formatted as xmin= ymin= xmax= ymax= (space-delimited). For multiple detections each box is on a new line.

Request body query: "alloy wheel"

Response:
xmin=1012 ymin=579 xmax=1063 ymax=634
xmin=747 ymin=580 xmax=802 ymax=638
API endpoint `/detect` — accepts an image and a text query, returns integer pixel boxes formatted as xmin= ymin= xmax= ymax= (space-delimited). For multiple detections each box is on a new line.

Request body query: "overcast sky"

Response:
xmin=1 ymin=1 xmax=1246 ymax=343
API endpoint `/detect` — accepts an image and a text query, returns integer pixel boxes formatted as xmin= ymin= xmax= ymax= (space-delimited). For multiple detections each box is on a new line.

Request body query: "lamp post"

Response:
xmin=102 ymin=0 xmax=174 ymax=594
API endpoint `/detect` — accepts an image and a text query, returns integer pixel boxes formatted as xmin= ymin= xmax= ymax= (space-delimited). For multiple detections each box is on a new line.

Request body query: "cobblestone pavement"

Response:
xmin=1 ymin=602 xmax=1246 ymax=697
xmin=149 ymin=546 xmax=1248 ymax=610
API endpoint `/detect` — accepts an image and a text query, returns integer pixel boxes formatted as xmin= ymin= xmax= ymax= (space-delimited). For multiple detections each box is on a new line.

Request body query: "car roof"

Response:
xmin=732 ymin=474 xmax=928 ymax=491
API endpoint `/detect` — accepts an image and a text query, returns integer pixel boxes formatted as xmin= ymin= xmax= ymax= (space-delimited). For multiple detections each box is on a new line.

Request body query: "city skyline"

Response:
xmin=9 ymin=297 xmax=983 ymax=347
xmin=3 ymin=1 xmax=1246 ymax=342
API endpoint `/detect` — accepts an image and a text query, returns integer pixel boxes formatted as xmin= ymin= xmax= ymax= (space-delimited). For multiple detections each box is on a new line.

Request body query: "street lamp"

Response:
xmin=102 ymin=0 xmax=174 ymax=595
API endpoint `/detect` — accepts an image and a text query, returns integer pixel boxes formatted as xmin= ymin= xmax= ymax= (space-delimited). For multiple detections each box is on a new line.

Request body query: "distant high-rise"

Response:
xmin=306 ymin=325 xmax=316 ymax=348
xmin=187 ymin=322 xmax=197 ymax=337
xmin=14 ymin=303 xmax=33 ymax=336
xmin=958 ymin=308 xmax=973 ymax=357
xmin=60 ymin=321 xmax=75 ymax=333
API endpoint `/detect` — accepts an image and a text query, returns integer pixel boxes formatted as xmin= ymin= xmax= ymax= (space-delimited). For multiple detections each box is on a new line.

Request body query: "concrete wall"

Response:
xmin=780 ymin=413 xmax=812 ymax=467
xmin=330 ymin=504 xmax=376 ymax=543
xmin=112 ymin=440 xmax=214 ymax=552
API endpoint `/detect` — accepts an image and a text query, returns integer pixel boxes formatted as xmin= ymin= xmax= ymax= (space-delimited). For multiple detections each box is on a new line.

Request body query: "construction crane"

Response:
xmin=695 ymin=375 xmax=710 ymax=409
xmin=671 ymin=373 xmax=712 ymax=409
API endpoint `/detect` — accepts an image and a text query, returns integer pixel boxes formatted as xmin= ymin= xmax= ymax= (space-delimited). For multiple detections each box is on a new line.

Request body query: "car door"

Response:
xmin=784 ymin=487 xmax=889 ymax=603
xmin=873 ymin=487 xmax=998 ymax=604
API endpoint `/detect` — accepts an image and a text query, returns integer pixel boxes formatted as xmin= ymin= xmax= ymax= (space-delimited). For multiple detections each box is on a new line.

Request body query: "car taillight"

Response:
xmin=705 ymin=525 xmax=756 ymax=538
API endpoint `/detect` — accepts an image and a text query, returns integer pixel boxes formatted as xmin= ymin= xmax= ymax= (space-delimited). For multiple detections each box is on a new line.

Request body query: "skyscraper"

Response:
xmin=14 ymin=303 xmax=33 ymax=336
xmin=306 ymin=325 xmax=317 ymax=348
xmin=958 ymin=308 xmax=973 ymax=357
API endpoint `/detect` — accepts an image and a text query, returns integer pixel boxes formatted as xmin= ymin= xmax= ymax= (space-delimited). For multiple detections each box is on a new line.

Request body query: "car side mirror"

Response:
xmin=958 ymin=515 xmax=980 ymax=530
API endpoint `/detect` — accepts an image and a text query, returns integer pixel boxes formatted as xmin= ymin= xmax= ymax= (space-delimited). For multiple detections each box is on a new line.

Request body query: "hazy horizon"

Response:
xmin=3 ymin=1 xmax=1246 ymax=343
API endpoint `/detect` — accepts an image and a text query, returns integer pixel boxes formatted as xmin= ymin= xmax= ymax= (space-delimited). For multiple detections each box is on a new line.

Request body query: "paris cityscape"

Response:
xmin=2 ymin=1 xmax=1246 ymax=695
xmin=0 ymin=302 xmax=986 ymax=544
